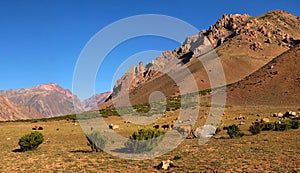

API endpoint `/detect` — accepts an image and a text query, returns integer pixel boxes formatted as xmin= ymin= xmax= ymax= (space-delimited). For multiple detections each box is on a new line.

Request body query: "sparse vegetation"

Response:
xmin=124 ymin=128 xmax=166 ymax=153
xmin=224 ymin=124 xmax=244 ymax=138
xmin=291 ymin=120 xmax=299 ymax=129
xmin=260 ymin=122 xmax=274 ymax=131
xmin=86 ymin=131 xmax=107 ymax=152
xmin=274 ymin=121 xmax=291 ymax=131
xmin=249 ymin=124 xmax=261 ymax=135
xmin=18 ymin=131 xmax=44 ymax=151
xmin=215 ymin=127 xmax=221 ymax=134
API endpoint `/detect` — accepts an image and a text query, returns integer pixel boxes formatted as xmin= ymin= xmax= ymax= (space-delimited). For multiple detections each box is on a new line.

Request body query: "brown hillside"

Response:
xmin=227 ymin=44 xmax=300 ymax=106
xmin=0 ymin=95 xmax=43 ymax=121
xmin=0 ymin=83 xmax=84 ymax=118
xmin=101 ymin=10 xmax=300 ymax=108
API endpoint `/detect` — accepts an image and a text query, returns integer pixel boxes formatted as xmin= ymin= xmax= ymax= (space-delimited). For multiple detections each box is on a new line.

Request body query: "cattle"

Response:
xmin=109 ymin=124 xmax=119 ymax=130
xmin=32 ymin=126 xmax=38 ymax=130
xmin=235 ymin=115 xmax=247 ymax=120
xmin=161 ymin=124 xmax=170 ymax=130
xmin=284 ymin=111 xmax=296 ymax=118
xmin=38 ymin=126 xmax=43 ymax=130
xmin=239 ymin=121 xmax=246 ymax=125
xmin=261 ymin=118 xmax=270 ymax=123
xmin=173 ymin=125 xmax=193 ymax=135
xmin=277 ymin=112 xmax=284 ymax=118
xmin=156 ymin=160 xmax=174 ymax=170
xmin=153 ymin=124 xmax=160 ymax=129
xmin=252 ymin=119 xmax=260 ymax=125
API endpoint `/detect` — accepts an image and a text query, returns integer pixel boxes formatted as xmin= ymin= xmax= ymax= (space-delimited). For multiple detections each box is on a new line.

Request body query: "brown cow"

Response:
xmin=173 ymin=125 xmax=193 ymax=135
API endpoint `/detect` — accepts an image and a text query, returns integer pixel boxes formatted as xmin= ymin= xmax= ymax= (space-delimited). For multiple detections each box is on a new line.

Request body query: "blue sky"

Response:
xmin=0 ymin=0 xmax=299 ymax=99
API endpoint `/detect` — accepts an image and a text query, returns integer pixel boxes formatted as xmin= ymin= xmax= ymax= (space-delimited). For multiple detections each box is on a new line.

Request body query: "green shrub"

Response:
xmin=173 ymin=155 xmax=181 ymax=160
xmin=260 ymin=122 xmax=274 ymax=131
xmin=18 ymin=131 xmax=44 ymax=151
xmin=291 ymin=120 xmax=299 ymax=129
xmin=86 ymin=132 xmax=107 ymax=152
xmin=274 ymin=121 xmax=291 ymax=131
xmin=215 ymin=127 xmax=221 ymax=134
xmin=125 ymin=128 xmax=166 ymax=153
xmin=249 ymin=124 xmax=261 ymax=135
xmin=225 ymin=124 xmax=244 ymax=138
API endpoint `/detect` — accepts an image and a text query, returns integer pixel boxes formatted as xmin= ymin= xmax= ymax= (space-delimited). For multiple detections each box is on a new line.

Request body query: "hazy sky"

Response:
xmin=0 ymin=0 xmax=299 ymax=99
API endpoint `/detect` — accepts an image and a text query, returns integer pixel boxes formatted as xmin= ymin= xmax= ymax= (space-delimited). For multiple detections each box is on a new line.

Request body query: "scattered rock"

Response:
xmin=250 ymin=42 xmax=263 ymax=51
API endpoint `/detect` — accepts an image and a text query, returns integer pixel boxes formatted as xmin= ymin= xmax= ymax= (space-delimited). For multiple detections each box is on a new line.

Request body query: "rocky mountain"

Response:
xmin=226 ymin=43 xmax=300 ymax=106
xmin=104 ymin=10 xmax=300 ymax=106
xmin=82 ymin=91 xmax=112 ymax=110
xmin=0 ymin=95 xmax=43 ymax=121
xmin=0 ymin=83 xmax=85 ymax=118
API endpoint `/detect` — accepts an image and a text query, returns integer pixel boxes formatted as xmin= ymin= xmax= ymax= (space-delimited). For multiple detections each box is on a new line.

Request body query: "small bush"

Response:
xmin=86 ymin=132 xmax=107 ymax=152
xmin=274 ymin=121 xmax=291 ymax=131
xmin=291 ymin=120 xmax=299 ymax=129
xmin=125 ymin=128 xmax=166 ymax=153
xmin=215 ymin=127 xmax=221 ymax=134
xmin=225 ymin=124 xmax=244 ymax=138
xmin=18 ymin=131 xmax=44 ymax=151
xmin=173 ymin=155 xmax=181 ymax=160
xmin=260 ymin=122 xmax=274 ymax=131
xmin=249 ymin=124 xmax=261 ymax=135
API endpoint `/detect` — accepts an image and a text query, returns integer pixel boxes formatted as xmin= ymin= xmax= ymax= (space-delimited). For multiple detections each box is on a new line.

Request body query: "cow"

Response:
xmin=109 ymin=124 xmax=119 ymax=130
xmin=153 ymin=124 xmax=160 ymax=129
xmin=261 ymin=118 xmax=270 ymax=123
xmin=161 ymin=124 xmax=170 ymax=130
xmin=38 ymin=126 xmax=43 ymax=130
xmin=173 ymin=125 xmax=193 ymax=135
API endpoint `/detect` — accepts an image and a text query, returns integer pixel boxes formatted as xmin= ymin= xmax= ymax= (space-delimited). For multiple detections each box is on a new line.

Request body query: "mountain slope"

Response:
xmin=0 ymin=95 xmax=43 ymax=121
xmin=102 ymin=10 xmax=300 ymax=107
xmin=226 ymin=44 xmax=300 ymax=106
xmin=0 ymin=83 xmax=84 ymax=118
xmin=82 ymin=91 xmax=111 ymax=110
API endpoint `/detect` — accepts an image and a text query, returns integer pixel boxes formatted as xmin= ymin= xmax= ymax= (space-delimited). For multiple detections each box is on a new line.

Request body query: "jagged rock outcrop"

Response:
xmin=202 ymin=13 xmax=250 ymax=47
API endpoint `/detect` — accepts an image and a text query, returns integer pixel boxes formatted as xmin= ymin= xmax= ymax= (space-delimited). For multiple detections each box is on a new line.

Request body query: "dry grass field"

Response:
xmin=0 ymin=106 xmax=299 ymax=172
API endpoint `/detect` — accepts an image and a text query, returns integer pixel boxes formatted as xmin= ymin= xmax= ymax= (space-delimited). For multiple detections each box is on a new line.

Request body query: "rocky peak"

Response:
xmin=33 ymin=83 xmax=73 ymax=98
xmin=202 ymin=13 xmax=250 ymax=47
xmin=137 ymin=61 xmax=145 ymax=74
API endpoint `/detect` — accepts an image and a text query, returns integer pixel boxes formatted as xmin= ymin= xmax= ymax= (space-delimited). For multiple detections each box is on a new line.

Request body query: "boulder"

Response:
xmin=193 ymin=125 xmax=216 ymax=138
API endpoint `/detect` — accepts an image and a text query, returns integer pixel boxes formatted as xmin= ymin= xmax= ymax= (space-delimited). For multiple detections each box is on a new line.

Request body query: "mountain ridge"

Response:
xmin=102 ymin=10 xmax=300 ymax=107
